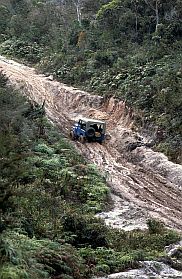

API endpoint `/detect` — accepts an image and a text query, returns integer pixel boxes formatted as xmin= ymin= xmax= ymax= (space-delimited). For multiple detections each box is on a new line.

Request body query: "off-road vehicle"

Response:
xmin=70 ymin=117 xmax=106 ymax=143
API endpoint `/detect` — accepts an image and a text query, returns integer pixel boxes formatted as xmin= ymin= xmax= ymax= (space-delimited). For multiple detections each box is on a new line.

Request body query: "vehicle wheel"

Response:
xmin=86 ymin=128 xmax=95 ymax=138
xmin=105 ymin=134 xmax=111 ymax=140
xmin=79 ymin=135 xmax=85 ymax=143
xmin=70 ymin=131 xmax=75 ymax=140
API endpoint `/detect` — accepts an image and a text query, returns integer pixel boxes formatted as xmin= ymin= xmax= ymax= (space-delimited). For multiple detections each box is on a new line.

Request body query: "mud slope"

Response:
xmin=0 ymin=56 xmax=182 ymax=231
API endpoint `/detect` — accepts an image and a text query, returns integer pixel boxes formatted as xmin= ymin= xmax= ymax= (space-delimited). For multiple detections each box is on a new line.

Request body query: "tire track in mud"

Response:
xmin=78 ymin=142 xmax=182 ymax=229
xmin=0 ymin=56 xmax=182 ymax=231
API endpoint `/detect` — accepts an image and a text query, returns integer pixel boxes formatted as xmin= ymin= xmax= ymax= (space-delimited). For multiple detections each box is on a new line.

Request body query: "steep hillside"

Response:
xmin=1 ymin=61 xmax=182 ymax=278
xmin=1 ymin=54 xmax=182 ymax=278
xmin=0 ymin=1 xmax=182 ymax=278
xmin=0 ymin=0 xmax=181 ymax=162
xmin=1 ymin=56 xmax=182 ymax=231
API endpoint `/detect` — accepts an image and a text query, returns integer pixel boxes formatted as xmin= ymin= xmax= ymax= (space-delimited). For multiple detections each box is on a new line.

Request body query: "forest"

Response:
xmin=0 ymin=0 xmax=182 ymax=278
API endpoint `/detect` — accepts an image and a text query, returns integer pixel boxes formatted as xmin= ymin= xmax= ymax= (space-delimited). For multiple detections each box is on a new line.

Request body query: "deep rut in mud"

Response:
xmin=0 ymin=56 xmax=182 ymax=231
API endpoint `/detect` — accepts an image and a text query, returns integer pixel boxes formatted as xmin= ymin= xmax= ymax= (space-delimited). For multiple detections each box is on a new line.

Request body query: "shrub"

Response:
xmin=0 ymin=70 xmax=8 ymax=87
xmin=62 ymin=213 xmax=108 ymax=248
xmin=0 ymin=231 xmax=87 ymax=279
xmin=147 ymin=219 xmax=165 ymax=234
xmin=0 ymin=39 xmax=44 ymax=63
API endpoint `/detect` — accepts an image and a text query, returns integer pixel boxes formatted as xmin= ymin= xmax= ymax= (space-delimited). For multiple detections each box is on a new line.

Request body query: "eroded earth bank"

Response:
xmin=0 ymin=56 xmax=182 ymax=234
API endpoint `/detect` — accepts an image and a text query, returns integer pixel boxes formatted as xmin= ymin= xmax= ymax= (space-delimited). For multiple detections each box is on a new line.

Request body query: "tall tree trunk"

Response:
xmin=72 ymin=0 xmax=82 ymax=26
xmin=134 ymin=2 xmax=138 ymax=36
xmin=144 ymin=0 xmax=160 ymax=32
xmin=155 ymin=0 xmax=159 ymax=31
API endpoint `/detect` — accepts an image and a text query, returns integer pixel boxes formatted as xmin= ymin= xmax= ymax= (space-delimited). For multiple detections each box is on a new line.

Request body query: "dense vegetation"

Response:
xmin=0 ymin=0 xmax=181 ymax=162
xmin=0 ymin=71 xmax=181 ymax=278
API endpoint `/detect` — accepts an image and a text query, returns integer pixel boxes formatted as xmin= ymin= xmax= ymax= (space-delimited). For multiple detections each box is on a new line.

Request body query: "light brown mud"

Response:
xmin=0 ymin=56 xmax=182 ymax=231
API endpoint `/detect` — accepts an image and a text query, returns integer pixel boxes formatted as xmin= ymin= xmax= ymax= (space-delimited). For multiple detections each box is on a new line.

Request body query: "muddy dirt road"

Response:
xmin=0 ymin=56 xmax=182 ymax=231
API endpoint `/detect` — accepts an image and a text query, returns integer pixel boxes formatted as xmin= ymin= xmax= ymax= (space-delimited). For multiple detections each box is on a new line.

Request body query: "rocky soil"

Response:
xmin=94 ymin=261 xmax=182 ymax=279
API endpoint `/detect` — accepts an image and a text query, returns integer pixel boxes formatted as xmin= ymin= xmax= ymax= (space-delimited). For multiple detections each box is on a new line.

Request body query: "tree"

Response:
xmin=0 ymin=5 xmax=11 ymax=40
xmin=72 ymin=0 xmax=82 ymax=26
xmin=144 ymin=0 xmax=161 ymax=31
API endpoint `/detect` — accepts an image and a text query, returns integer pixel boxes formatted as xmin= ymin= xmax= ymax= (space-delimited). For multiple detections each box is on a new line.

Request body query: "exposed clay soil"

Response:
xmin=0 ymin=56 xmax=182 ymax=231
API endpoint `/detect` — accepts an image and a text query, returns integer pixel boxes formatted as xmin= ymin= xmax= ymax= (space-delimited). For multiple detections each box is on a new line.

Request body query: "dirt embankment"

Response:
xmin=0 ymin=56 xmax=182 ymax=231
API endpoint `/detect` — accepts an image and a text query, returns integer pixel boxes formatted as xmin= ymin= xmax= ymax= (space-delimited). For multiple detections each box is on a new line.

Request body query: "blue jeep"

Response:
xmin=70 ymin=117 xmax=106 ymax=143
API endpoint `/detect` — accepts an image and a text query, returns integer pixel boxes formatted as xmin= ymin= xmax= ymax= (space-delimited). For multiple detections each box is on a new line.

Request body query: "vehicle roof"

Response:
xmin=78 ymin=117 xmax=106 ymax=124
